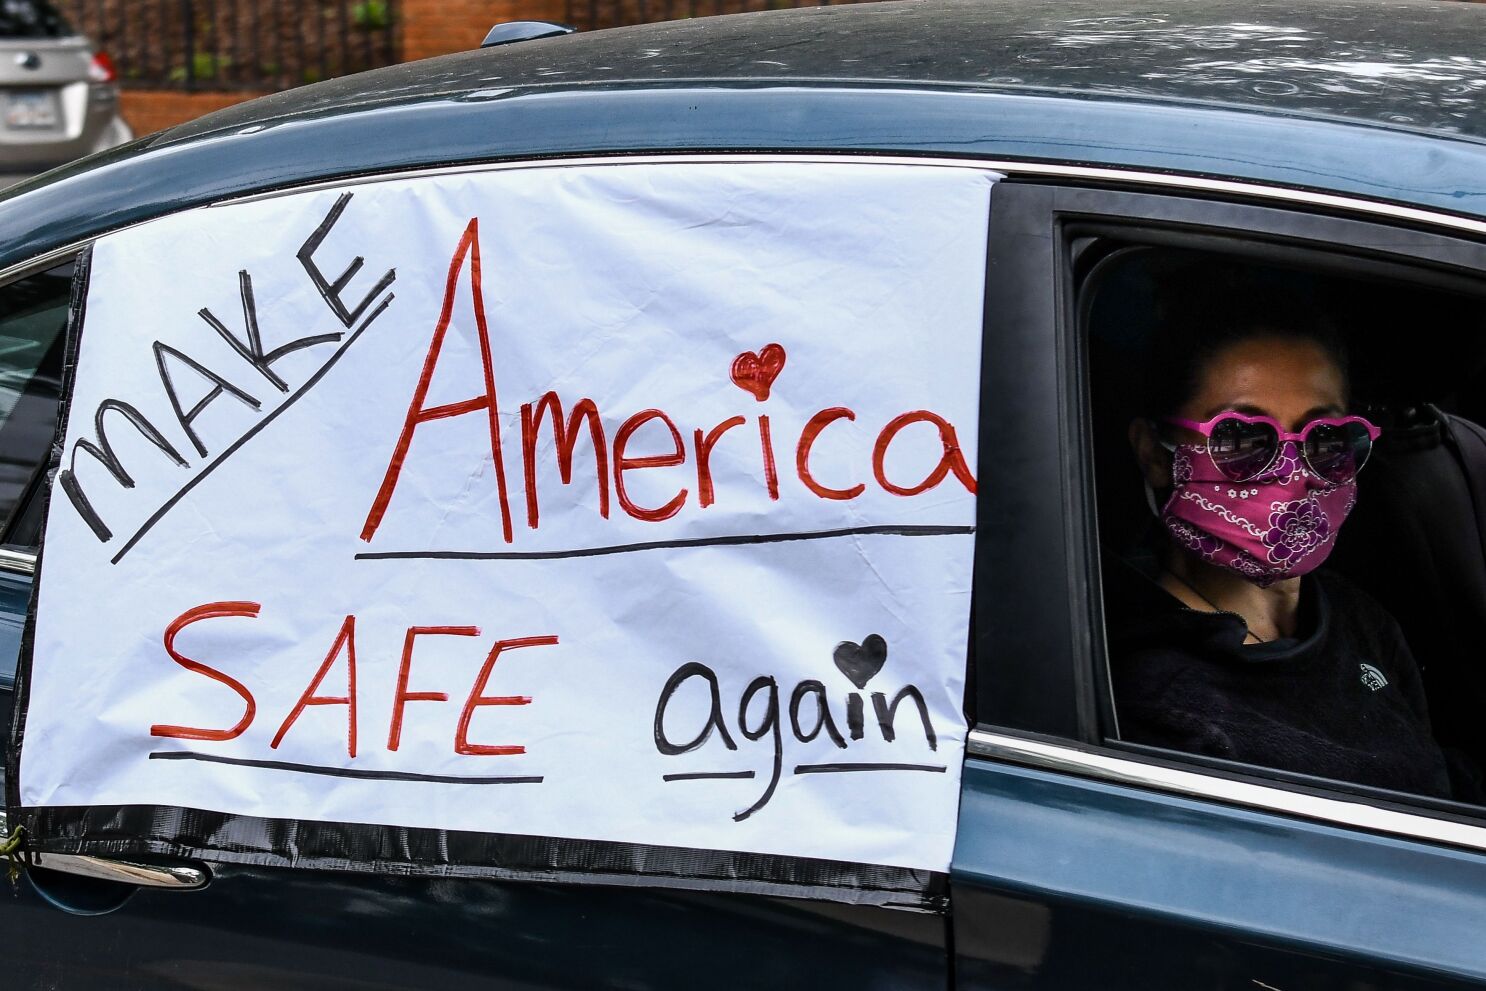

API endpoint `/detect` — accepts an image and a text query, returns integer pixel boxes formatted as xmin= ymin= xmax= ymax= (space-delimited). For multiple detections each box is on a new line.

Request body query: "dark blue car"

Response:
xmin=0 ymin=0 xmax=1485 ymax=986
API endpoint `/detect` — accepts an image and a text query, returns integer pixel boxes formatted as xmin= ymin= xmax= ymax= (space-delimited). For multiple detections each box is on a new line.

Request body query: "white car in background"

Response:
xmin=0 ymin=0 xmax=130 ymax=186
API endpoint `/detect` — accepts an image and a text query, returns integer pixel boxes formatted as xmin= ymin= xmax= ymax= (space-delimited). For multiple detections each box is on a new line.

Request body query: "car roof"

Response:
xmin=165 ymin=0 xmax=1486 ymax=144
xmin=6 ymin=0 xmax=1486 ymax=273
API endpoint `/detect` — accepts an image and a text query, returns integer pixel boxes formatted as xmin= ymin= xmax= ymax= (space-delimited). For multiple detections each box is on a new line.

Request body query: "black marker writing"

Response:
xmin=199 ymin=271 xmax=343 ymax=393
xmin=64 ymin=192 xmax=394 ymax=546
xmin=653 ymin=662 xmax=738 ymax=755
xmin=59 ymin=400 xmax=190 ymax=542
xmin=788 ymin=680 xmax=846 ymax=748
xmin=736 ymin=676 xmax=781 ymax=822
xmin=655 ymin=636 xmax=943 ymax=820
xmin=297 ymin=191 xmax=397 ymax=328
xmin=872 ymin=687 xmax=936 ymax=750
xmin=152 ymin=341 xmax=261 ymax=458
xmin=846 ymin=693 xmax=865 ymax=740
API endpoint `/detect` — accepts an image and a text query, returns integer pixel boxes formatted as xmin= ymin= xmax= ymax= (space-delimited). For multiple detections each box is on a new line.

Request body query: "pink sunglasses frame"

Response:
xmin=1164 ymin=411 xmax=1382 ymax=483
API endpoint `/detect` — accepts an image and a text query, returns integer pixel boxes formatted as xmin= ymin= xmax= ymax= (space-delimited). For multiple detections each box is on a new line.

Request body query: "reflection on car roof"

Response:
xmin=165 ymin=0 xmax=1486 ymax=146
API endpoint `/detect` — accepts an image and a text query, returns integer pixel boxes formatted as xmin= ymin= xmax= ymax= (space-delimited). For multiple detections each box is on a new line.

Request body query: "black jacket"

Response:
xmin=1108 ymin=563 xmax=1456 ymax=800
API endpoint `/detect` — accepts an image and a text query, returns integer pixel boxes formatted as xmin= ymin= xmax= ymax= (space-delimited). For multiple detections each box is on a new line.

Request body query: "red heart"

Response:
xmin=730 ymin=344 xmax=787 ymax=402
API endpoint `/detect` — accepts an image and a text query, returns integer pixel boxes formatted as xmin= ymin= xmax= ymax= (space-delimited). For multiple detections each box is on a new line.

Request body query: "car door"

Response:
xmin=0 ymin=153 xmax=988 ymax=989
xmin=953 ymin=178 xmax=1486 ymax=989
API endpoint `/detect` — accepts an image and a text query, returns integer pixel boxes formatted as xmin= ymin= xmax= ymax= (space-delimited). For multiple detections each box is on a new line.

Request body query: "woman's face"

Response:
xmin=1133 ymin=335 xmax=1347 ymax=490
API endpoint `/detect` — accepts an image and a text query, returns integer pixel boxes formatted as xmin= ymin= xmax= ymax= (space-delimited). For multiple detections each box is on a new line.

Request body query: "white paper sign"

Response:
xmin=20 ymin=162 xmax=992 ymax=874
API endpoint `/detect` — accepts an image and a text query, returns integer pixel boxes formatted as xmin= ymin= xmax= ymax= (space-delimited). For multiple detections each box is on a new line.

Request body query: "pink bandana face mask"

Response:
xmin=1160 ymin=441 xmax=1357 ymax=587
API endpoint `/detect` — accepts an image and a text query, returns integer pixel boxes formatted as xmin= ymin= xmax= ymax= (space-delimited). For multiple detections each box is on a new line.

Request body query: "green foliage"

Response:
xmin=351 ymin=0 xmax=390 ymax=31
xmin=168 ymin=52 xmax=230 ymax=83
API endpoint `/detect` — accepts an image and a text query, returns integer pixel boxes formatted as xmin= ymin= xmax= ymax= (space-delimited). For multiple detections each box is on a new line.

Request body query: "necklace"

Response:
xmin=1161 ymin=569 xmax=1270 ymax=644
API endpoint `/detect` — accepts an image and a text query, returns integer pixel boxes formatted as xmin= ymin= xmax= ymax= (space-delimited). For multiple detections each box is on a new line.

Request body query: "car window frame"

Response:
xmin=0 ymin=245 xmax=84 ymax=575
xmin=968 ymin=171 xmax=1486 ymax=860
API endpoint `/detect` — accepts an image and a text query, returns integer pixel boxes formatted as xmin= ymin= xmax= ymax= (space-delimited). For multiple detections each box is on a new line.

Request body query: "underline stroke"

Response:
xmin=149 ymin=749 xmax=540 ymax=784
xmin=665 ymin=762 xmax=948 ymax=782
xmin=793 ymin=762 xmax=947 ymax=774
xmin=356 ymin=524 xmax=976 ymax=562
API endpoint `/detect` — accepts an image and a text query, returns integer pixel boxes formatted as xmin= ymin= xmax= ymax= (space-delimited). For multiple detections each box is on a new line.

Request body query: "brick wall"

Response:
xmin=120 ymin=0 xmax=566 ymax=135
xmin=401 ymin=0 xmax=565 ymax=62
xmin=121 ymin=90 xmax=271 ymax=138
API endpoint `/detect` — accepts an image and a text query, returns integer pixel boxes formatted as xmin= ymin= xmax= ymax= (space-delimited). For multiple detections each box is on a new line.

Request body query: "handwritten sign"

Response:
xmin=15 ymin=162 xmax=992 ymax=888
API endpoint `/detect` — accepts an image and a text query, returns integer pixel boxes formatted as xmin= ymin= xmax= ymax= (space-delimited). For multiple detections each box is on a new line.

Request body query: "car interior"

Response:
xmin=1080 ymin=237 xmax=1486 ymax=814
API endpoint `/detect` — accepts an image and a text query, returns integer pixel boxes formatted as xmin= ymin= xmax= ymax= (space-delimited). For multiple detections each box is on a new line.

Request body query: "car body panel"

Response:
xmin=5 ymin=863 xmax=947 ymax=989
xmin=5 ymin=87 xmax=1486 ymax=278
xmin=7 ymin=0 xmax=1486 ymax=268
xmin=954 ymin=759 xmax=1486 ymax=989
xmin=129 ymin=0 xmax=1486 ymax=145
xmin=0 ymin=36 xmax=89 ymax=84
xmin=0 ymin=32 xmax=122 ymax=172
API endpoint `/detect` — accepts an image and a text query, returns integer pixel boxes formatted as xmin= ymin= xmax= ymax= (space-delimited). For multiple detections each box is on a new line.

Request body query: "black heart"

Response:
xmin=833 ymin=634 xmax=887 ymax=689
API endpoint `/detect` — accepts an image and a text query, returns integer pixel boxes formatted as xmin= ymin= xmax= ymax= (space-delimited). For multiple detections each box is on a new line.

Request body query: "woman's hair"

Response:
xmin=1142 ymin=272 xmax=1350 ymax=419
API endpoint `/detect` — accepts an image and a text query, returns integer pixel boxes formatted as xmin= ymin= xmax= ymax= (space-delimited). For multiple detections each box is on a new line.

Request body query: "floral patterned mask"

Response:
xmin=1160 ymin=441 xmax=1357 ymax=587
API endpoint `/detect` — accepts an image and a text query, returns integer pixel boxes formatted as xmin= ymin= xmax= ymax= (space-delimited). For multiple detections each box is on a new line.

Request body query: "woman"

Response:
xmin=1109 ymin=288 xmax=1460 ymax=800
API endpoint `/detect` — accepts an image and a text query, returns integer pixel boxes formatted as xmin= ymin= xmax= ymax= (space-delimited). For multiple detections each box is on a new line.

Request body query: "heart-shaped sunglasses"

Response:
xmin=1165 ymin=411 xmax=1382 ymax=484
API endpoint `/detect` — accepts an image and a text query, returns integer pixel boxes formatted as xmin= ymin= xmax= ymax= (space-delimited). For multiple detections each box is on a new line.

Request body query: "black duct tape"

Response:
xmin=12 ymin=803 xmax=945 ymax=911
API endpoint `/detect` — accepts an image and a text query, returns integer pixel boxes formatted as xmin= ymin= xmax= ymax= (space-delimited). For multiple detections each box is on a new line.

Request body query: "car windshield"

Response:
xmin=0 ymin=0 xmax=70 ymax=39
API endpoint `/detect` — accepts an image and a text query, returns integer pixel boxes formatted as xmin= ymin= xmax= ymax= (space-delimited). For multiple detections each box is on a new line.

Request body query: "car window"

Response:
xmin=0 ymin=261 xmax=70 ymax=549
xmin=1081 ymin=237 xmax=1486 ymax=813
xmin=0 ymin=0 xmax=70 ymax=38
